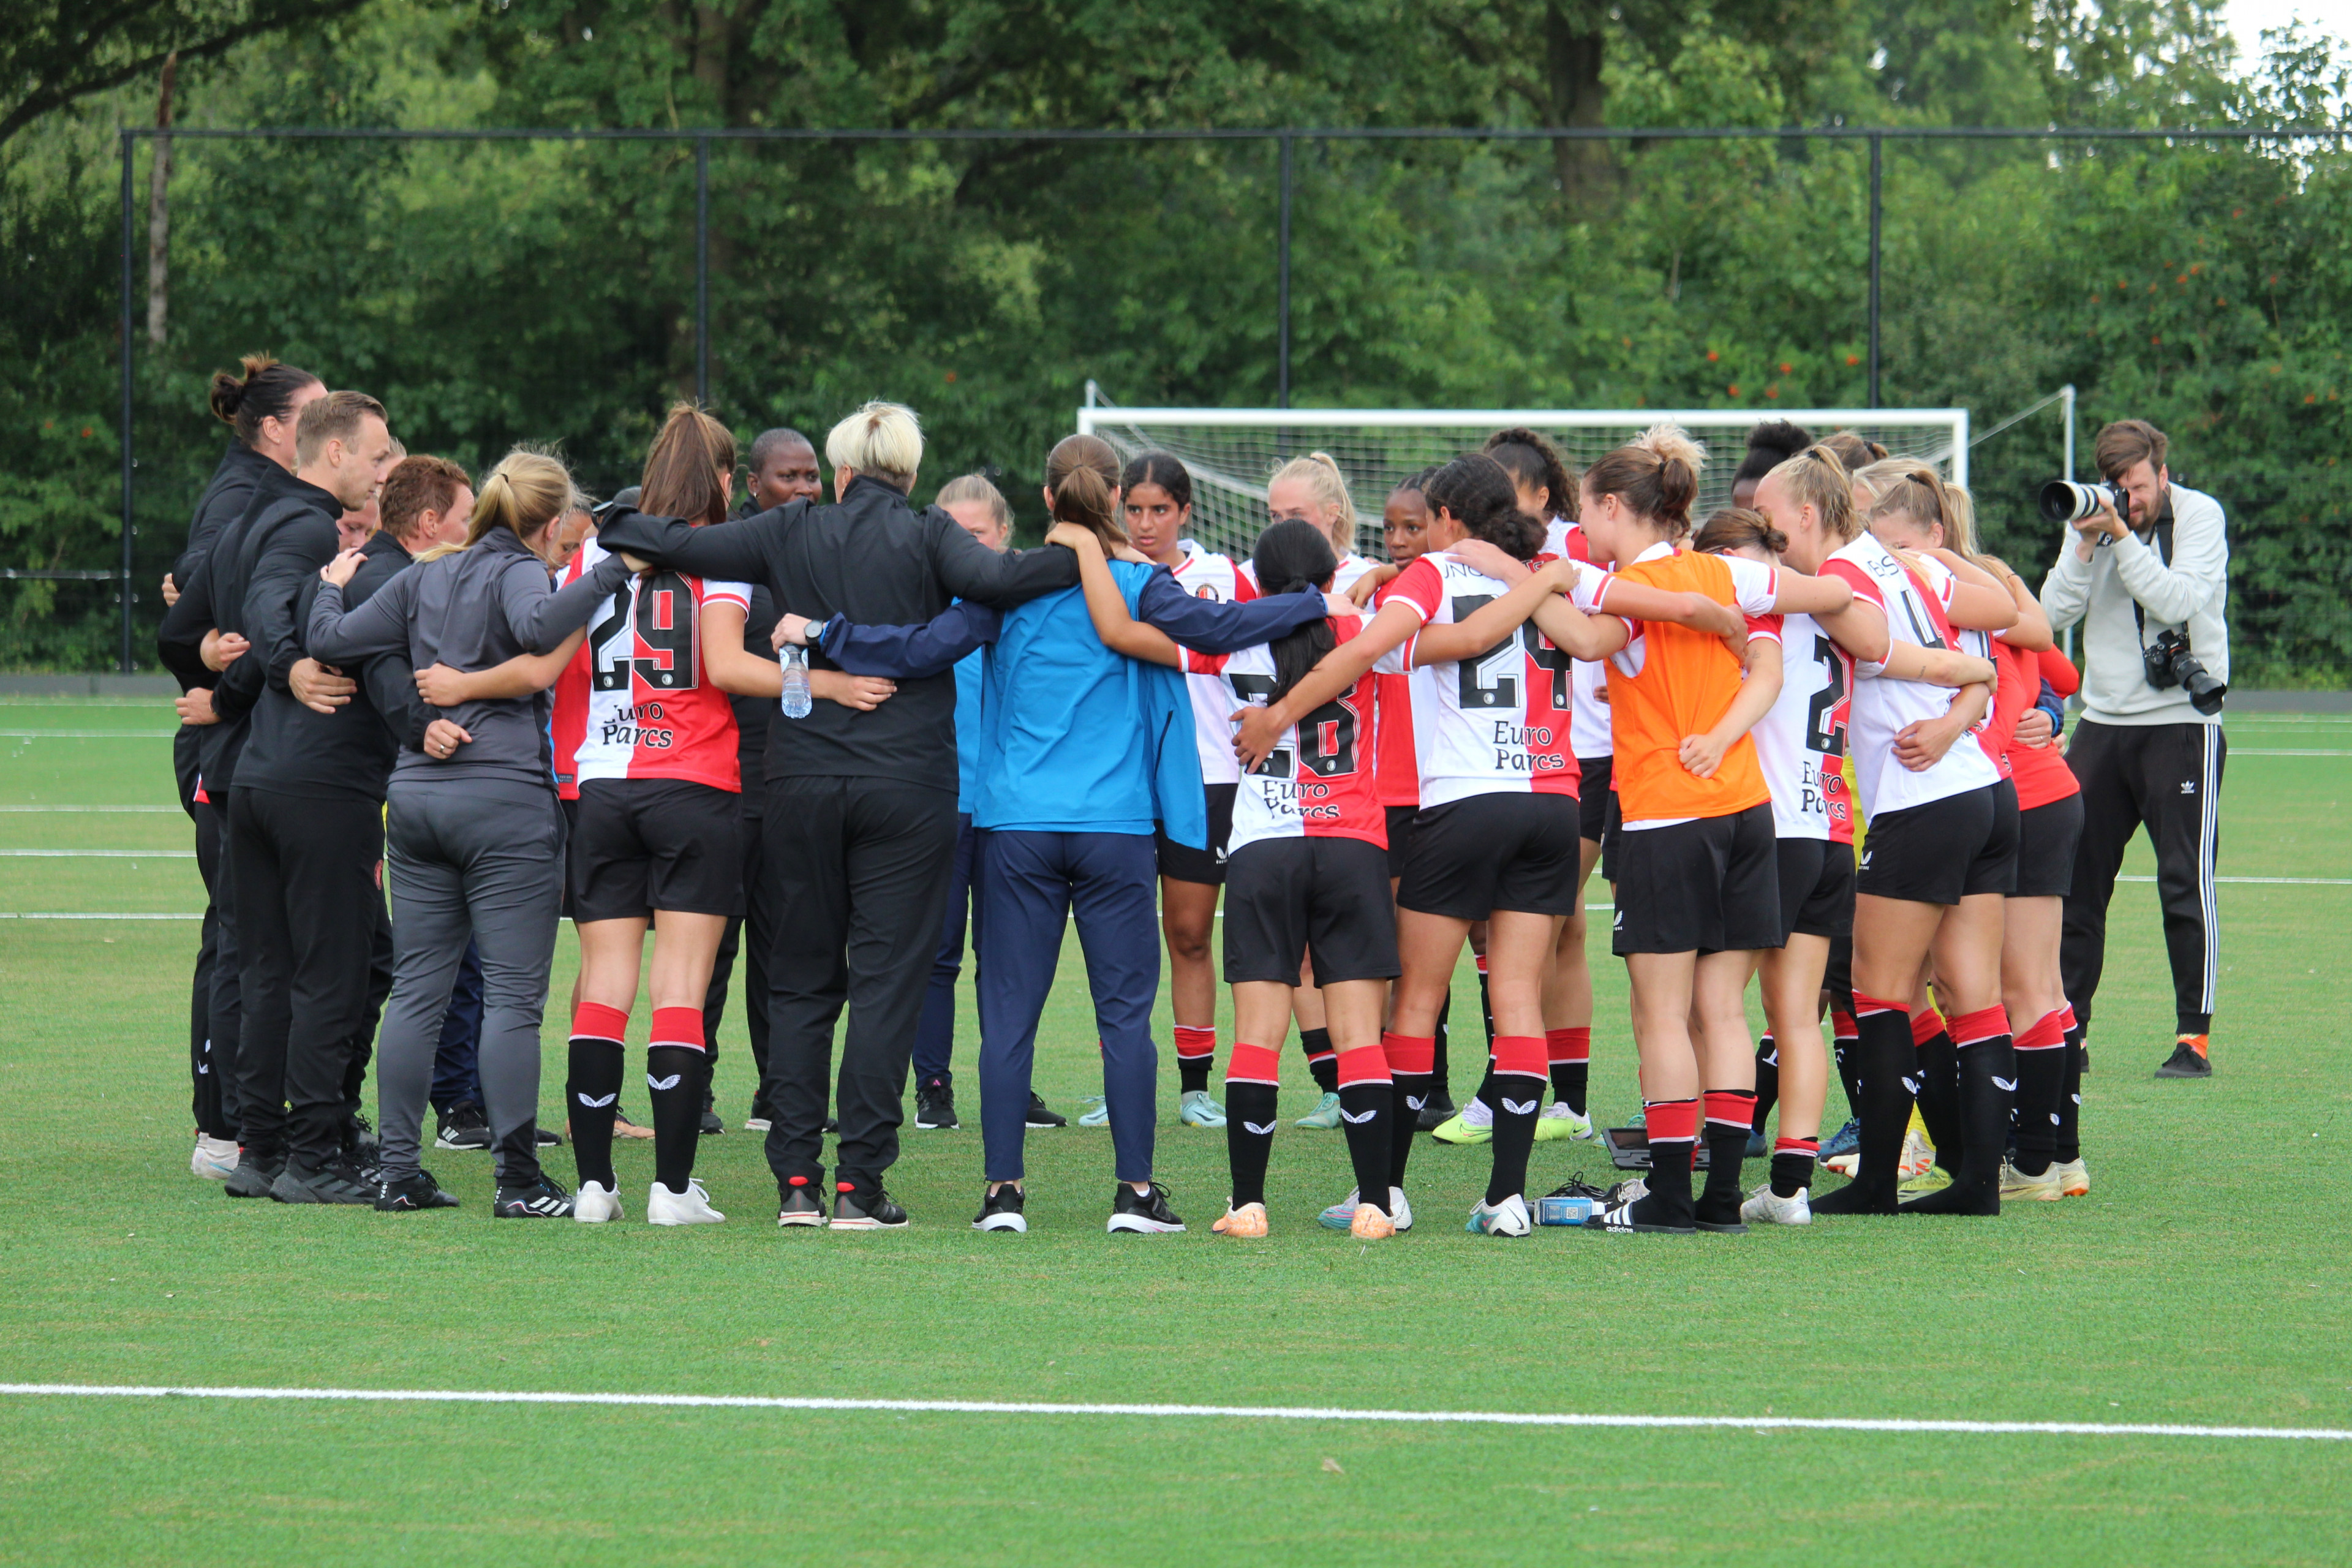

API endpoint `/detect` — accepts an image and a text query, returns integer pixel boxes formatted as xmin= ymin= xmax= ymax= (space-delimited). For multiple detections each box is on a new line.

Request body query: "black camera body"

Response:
xmin=2143 ymin=628 xmax=2227 ymax=715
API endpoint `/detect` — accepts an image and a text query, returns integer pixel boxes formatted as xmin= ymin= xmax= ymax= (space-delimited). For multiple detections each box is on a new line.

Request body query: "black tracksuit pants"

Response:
xmin=761 ymin=775 xmax=959 ymax=1195
xmin=703 ymin=788 xmax=777 ymax=1110
xmin=188 ymin=793 xmax=234 ymax=1139
xmin=2061 ymin=719 xmax=2226 ymax=1038
xmin=227 ymin=785 xmax=386 ymax=1166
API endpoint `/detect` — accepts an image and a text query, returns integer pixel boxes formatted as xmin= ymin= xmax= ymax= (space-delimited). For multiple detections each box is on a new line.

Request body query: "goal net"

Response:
xmin=1075 ymin=398 xmax=1971 ymax=563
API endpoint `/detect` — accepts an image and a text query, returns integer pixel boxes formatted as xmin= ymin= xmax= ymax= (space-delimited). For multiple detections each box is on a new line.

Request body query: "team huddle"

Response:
xmin=162 ymin=361 xmax=2094 ymax=1240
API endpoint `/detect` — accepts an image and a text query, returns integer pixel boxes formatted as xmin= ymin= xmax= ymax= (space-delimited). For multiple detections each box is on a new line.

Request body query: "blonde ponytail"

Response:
xmin=464 ymin=448 xmax=576 ymax=549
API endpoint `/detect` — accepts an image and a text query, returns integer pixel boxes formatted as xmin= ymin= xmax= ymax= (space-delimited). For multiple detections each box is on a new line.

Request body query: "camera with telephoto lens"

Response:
xmin=2143 ymin=628 xmax=2227 ymax=715
xmin=2040 ymin=478 xmax=2127 ymax=530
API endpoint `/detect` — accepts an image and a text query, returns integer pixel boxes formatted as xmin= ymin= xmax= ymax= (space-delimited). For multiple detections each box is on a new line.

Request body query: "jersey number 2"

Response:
xmin=590 ymin=574 xmax=698 ymax=693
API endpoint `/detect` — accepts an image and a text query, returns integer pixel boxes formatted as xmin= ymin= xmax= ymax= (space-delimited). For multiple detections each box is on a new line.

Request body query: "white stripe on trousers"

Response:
xmin=2198 ymin=725 xmax=2220 ymax=1015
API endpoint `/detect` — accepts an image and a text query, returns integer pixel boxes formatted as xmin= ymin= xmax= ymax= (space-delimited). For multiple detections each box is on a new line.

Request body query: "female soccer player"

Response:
xmin=1237 ymin=453 xmax=1744 ymax=1235
xmin=1119 ymin=451 xmax=1248 ymax=1128
xmin=1483 ymin=427 xmax=1604 ymax=1140
xmin=306 ymin=449 xmax=631 ymax=1216
xmin=1063 ymin=519 xmax=1398 ymax=1238
xmin=1560 ymin=430 xmax=1852 ymax=1236
xmin=1694 ymin=507 xmax=1994 ymax=1226
xmin=2005 ymin=647 xmax=2089 ymax=1199
xmin=549 ymin=405 xmax=785 ymax=1226
xmin=1264 ymin=452 xmax=1381 ymax=592
xmin=1757 ymin=446 xmax=2021 ymax=1216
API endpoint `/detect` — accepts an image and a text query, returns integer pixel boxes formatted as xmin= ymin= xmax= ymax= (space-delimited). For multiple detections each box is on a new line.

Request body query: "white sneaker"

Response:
xmin=1740 ymin=1183 xmax=1812 ymax=1226
xmin=646 ymin=1178 xmax=725 ymax=1226
xmin=573 ymin=1180 xmax=624 ymax=1223
xmin=190 ymin=1134 xmax=240 ymax=1182
xmin=742 ymin=1116 xmax=772 ymax=1133
xmin=1387 ymin=1186 xmax=1414 ymax=1232
xmin=1316 ymin=1186 xmax=1415 ymax=1232
xmin=1466 ymin=1193 xmax=1532 ymax=1237
xmin=1534 ymin=1102 xmax=1594 ymax=1142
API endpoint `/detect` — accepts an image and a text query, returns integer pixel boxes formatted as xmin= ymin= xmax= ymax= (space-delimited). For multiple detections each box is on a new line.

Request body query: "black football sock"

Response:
xmin=1912 ymin=1017 xmax=1962 ymax=1170
xmin=1696 ymin=1088 xmax=1757 ymax=1224
xmin=1475 ymin=959 xmax=1495 ymax=1054
xmin=1770 ymin=1138 xmax=1818 ymax=1199
xmin=1471 ymin=1061 xmax=1498 ymax=1114
xmin=1751 ymin=1036 xmax=1779 ymax=1134
xmin=1299 ymin=1028 xmax=1338 ymax=1095
xmin=2054 ymin=1020 xmax=2086 ymax=1164
xmin=1632 ymin=1098 xmax=1698 ymax=1226
xmin=1389 ymin=1071 xmax=1429 ymax=1187
xmin=1223 ymin=1081 xmax=1278 ymax=1208
xmin=645 ymin=1041 xmax=705 ymax=1194
xmin=2011 ymin=1008 xmax=2068 ymax=1177
xmin=1335 ymin=1057 xmax=1393 ymax=1215
xmin=1547 ymin=1027 xmax=1591 ymax=1115
xmin=1831 ymin=1007 xmax=1862 ymax=1119
xmin=1430 ymin=992 xmax=1452 ymax=1099
xmin=1811 ymin=1001 xmax=1915 ymax=1215
xmin=1902 ymin=1032 xmax=2013 ymax=1216
xmin=1483 ymin=1057 xmax=1545 ymax=1206
xmin=566 ymin=1002 xmax=630 ymax=1190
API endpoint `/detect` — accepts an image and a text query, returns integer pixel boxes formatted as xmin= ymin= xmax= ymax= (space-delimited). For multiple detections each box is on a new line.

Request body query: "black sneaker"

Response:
xmin=1025 ymin=1092 xmax=1066 ymax=1129
xmin=340 ymin=1112 xmax=379 ymax=1166
xmin=973 ymin=1184 xmax=1028 ymax=1233
xmin=271 ymin=1155 xmax=377 ymax=1205
xmin=775 ymin=1178 xmax=828 ymax=1228
xmin=915 ymin=1077 xmax=959 ymax=1129
xmin=375 ymin=1169 xmax=461 ymax=1212
xmin=537 ymin=1125 xmax=565 ymax=1147
xmin=435 ymin=1102 xmax=491 ymax=1151
xmin=492 ymin=1177 xmax=575 ymax=1218
xmin=223 ymin=1153 xmax=284 ymax=1199
xmin=699 ymin=1107 xmax=726 ymax=1136
xmin=1107 ymin=1182 xmax=1186 ymax=1234
xmin=2155 ymin=1040 xmax=2213 ymax=1079
xmin=831 ymin=1184 xmax=908 ymax=1230
xmin=1416 ymin=1091 xmax=1457 ymax=1132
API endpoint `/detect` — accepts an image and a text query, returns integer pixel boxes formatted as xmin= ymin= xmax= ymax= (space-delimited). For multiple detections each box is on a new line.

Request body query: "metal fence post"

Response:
xmin=695 ymin=135 xmax=710 ymax=406
xmin=1278 ymin=132 xmax=1293 ymax=410
xmin=119 ymin=130 xmax=137 ymax=674
xmin=1867 ymin=133 xmax=1882 ymax=410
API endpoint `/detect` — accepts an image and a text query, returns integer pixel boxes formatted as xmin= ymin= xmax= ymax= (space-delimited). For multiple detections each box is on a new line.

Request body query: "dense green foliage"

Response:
xmin=2 ymin=1 xmax=2346 ymax=679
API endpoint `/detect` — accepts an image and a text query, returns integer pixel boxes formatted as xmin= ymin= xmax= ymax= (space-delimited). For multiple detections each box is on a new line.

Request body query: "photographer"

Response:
xmin=2037 ymin=419 xmax=2228 ymax=1080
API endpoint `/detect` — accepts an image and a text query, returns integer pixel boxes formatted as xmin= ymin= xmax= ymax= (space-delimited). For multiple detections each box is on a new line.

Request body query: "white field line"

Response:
xmin=0 ymin=804 xmax=179 ymax=812
xmin=0 ymin=911 xmax=202 ymax=920
xmin=0 ymin=850 xmax=194 ymax=858
xmin=0 ymin=729 xmax=179 ymax=739
xmin=2230 ymin=749 xmax=2352 ymax=757
xmin=0 ymin=1382 xmax=2345 ymax=1442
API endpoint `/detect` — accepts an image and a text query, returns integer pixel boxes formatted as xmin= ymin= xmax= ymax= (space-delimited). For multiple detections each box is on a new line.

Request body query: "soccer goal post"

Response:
xmin=1075 ymin=396 xmax=1970 ymax=562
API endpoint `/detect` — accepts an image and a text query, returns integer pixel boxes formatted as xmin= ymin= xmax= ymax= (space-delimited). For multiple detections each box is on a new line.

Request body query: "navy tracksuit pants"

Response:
xmin=978 ymin=829 xmax=1159 ymax=1185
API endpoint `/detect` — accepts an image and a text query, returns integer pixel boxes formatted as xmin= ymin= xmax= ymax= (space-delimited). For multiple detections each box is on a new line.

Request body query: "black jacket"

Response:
xmin=154 ymin=464 xmax=311 ymax=792
xmin=174 ymin=442 xmax=280 ymax=592
xmin=594 ymin=475 xmax=1079 ymax=788
xmin=236 ymin=529 xmax=427 ymax=803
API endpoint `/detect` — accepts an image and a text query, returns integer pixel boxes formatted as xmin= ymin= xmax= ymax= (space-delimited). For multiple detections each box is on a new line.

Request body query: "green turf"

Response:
xmin=2 ymin=701 xmax=2348 ymax=1565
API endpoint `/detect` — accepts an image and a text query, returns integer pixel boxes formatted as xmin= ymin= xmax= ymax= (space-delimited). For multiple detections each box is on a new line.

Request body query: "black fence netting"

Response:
xmin=13 ymin=127 xmax=2351 ymax=682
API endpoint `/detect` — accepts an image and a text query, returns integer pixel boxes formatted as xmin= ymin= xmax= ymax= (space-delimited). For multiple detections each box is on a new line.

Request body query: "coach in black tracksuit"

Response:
xmin=162 ymin=363 xmax=323 ymax=1163
xmin=217 ymin=393 xmax=397 ymax=1199
xmin=594 ymin=403 xmax=1077 ymax=1224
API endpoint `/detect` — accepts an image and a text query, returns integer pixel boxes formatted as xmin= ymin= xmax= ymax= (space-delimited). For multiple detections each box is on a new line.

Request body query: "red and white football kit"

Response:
xmin=551 ymin=536 xmax=750 ymax=796
xmin=1183 ymin=616 xmax=1384 ymax=855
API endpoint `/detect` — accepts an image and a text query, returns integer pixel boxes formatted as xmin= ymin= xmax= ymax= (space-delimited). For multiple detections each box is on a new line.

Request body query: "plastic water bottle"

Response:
xmin=780 ymin=644 xmax=812 ymax=718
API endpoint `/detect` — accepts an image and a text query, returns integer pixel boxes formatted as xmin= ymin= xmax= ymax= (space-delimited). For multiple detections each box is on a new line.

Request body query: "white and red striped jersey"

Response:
xmin=1183 ymin=616 xmax=1384 ymax=854
xmin=1170 ymin=540 xmax=1257 ymax=786
xmin=551 ymin=537 xmax=750 ymax=795
xmin=1545 ymin=518 xmax=1614 ymax=760
xmin=1372 ymin=551 xmax=1596 ymax=809
xmin=1820 ymin=532 xmax=2000 ymax=817
xmin=1745 ymin=611 xmax=1856 ymax=843
xmin=1904 ymin=551 xmax=2016 ymax=780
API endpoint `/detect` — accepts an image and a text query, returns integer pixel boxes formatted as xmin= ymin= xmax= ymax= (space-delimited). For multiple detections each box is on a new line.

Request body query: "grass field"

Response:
xmin=1 ymin=697 xmax=2348 ymax=1566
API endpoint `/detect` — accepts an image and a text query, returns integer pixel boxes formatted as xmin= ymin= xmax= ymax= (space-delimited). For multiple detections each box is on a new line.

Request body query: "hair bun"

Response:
xmin=1635 ymin=421 xmax=1706 ymax=475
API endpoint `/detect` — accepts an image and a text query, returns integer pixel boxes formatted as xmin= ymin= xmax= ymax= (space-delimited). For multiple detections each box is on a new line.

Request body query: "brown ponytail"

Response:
xmin=1045 ymin=433 xmax=1126 ymax=548
xmin=1583 ymin=421 xmax=1705 ymax=540
xmin=1694 ymin=507 xmax=1788 ymax=558
xmin=639 ymin=402 xmax=736 ymax=528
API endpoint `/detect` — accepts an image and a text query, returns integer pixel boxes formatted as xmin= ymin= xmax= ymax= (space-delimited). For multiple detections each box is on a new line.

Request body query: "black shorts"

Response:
xmin=1611 ymin=803 xmax=1781 ymax=956
xmin=1398 ymin=791 xmax=1584 ymax=920
xmin=1855 ymin=781 xmax=2015 ymax=906
xmin=1384 ymin=804 xmax=1418 ymax=880
xmin=558 ymin=794 xmax=581 ymax=919
xmin=1577 ymin=755 xmax=1613 ymax=844
xmin=1824 ymin=929 xmax=1853 ymax=1010
xmin=1223 ymin=836 xmax=1401 ymax=986
xmin=1155 ymin=782 xmax=1238 ymax=886
xmin=2011 ymin=793 xmax=2084 ymax=899
xmin=1774 ymin=837 xmax=1856 ymax=943
xmin=1599 ymin=788 xmax=1623 ymax=884
xmin=568 ymin=777 xmax=746 ymax=922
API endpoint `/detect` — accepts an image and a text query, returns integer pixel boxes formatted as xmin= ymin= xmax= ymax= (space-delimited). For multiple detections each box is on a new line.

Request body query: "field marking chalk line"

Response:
xmin=0 ymin=1384 xmax=2345 ymax=1442
xmin=0 ymin=850 xmax=195 ymax=858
